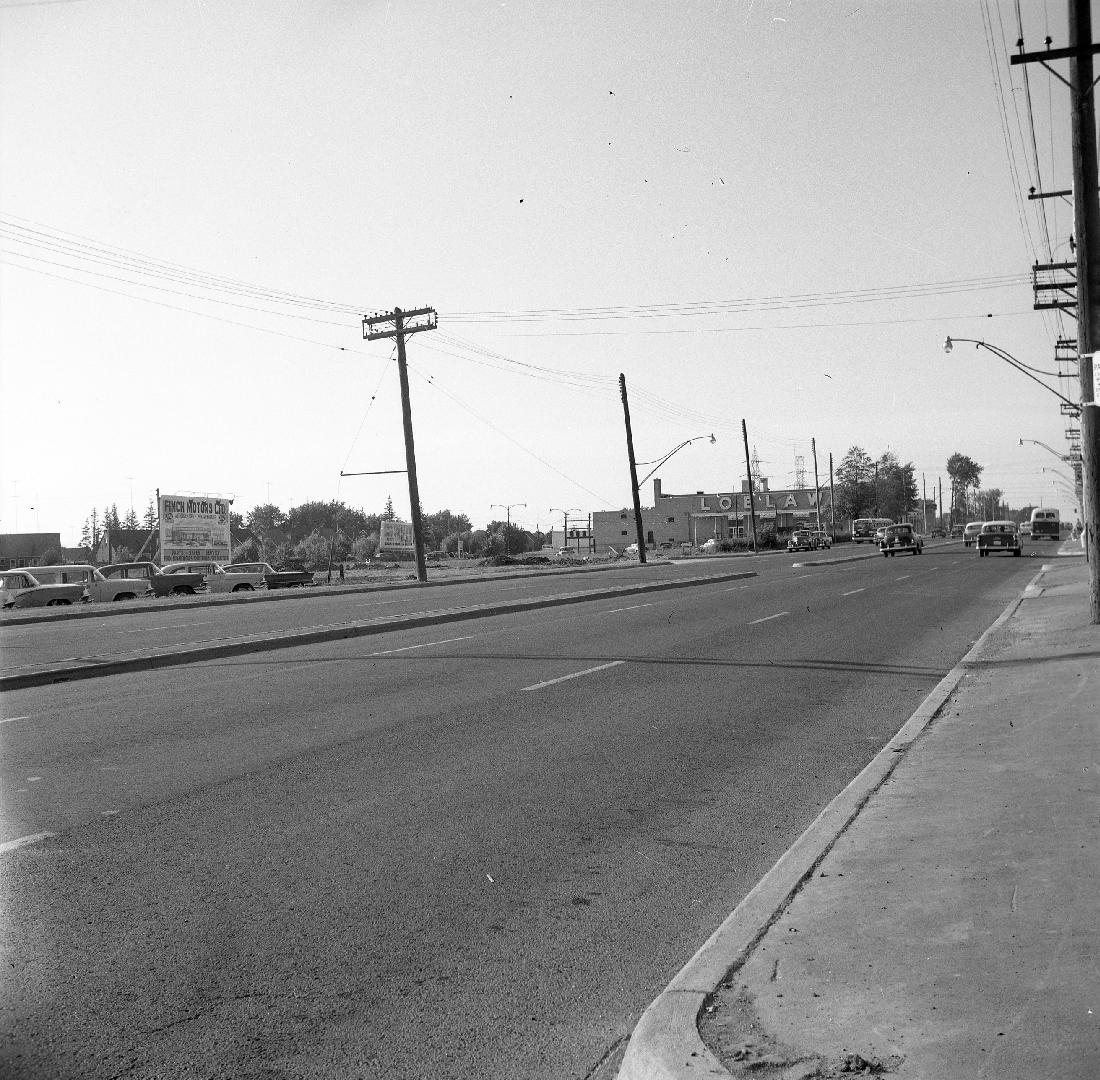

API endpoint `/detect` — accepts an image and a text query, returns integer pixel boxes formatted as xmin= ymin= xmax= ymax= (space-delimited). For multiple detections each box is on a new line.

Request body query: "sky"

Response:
xmin=0 ymin=0 xmax=1089 ymax=544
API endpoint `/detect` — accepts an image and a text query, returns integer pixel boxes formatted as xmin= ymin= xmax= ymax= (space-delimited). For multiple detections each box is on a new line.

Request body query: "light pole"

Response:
xmin=491 ymin=503 xmax=526 ymax=555
xmin=549 ymin=507 xmax=581 ymax=553
xmin=1020 ymin=436 xmax=1079 ymax=464
xmin=943 ymin=337 xmax=1081 ymax=411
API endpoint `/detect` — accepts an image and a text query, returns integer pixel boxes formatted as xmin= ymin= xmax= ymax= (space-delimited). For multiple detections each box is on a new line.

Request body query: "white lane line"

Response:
xmin=842 ymin=588 xmax=865 ymax=596
xmin=0 ymin=832 xmax=55 ymax=855
xmin=0 ymin=715 xmax=29 ymax=724
xmin=895 ymin=575 xmax=911 ymax=581
xmin=521 ymin=660 xmax=625 ymax=692
xmin=369 ymin=635 xmax=476 ymax=656
xmin=602 ymin=603 xmax=655 ymax=614
xmin=749 ymin=612 xmax=789 ymax=625
xmin=121 ymin=621 xmax=218 ymax=634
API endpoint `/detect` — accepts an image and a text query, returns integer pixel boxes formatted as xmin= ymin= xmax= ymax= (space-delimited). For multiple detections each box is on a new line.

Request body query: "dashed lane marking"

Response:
xmin=749 ymin=612 xmax=789 ymax=625
xmin=0 ymin=832 xmax=55 ymax=855
xmin=842 ymin=588 xmax=865 ymax=596
xmin=0 ymin=715 xmax=29 ymax=724
xmin=369 ymin=635 xmax=477 ymax=656
xmin=121 ymin=621 xmax=218 ymax=634
xmin=521 ymin=660 xmax=626 ymax=692
xmin=895 ymin=575 xmax=911 ymax=581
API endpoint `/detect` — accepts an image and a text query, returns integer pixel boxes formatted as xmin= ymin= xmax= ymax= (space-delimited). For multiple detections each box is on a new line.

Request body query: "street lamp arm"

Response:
xmin=944 ymin=337 xmax=1078 ymax=408
xmin=637 ymin=434 xmax=716 ymax=489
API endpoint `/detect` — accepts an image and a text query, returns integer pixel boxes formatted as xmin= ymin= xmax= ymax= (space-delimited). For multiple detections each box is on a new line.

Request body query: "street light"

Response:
xmin=1019 ymin=436 xmax=1079 ymax=464
xmin=1042 ymin=466 xmax=1077 ymax=486
xmin=636 ymin=434 xmax=717 ymax=488
xmin=490 ymin=502 xmax=526 ymax=555
xmin=943 ymin=337 xmax=1080 ymax=411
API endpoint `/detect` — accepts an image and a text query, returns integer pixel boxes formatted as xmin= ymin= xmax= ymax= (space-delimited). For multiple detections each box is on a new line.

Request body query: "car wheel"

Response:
xmin=171 ymin=585 xmax=195 ymax=596
xmin=232 ymin=583 xmax=253 ymax=592
xmin=46 ymin=598 xmax=72 ymax=606
xmin=114 ymin=592 xmax=136 ymax=602
xmin=1013 ymin=549 xmax=1021 ymax=556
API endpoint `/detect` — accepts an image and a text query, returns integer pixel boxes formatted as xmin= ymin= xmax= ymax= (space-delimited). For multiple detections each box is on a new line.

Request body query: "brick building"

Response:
xmin=592 ymin=477 xmax=834 ymax=553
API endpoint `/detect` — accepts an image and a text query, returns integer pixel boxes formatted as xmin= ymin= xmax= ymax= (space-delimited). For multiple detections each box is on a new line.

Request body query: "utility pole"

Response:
xmin=922 ymin=473 xmax=928 ymax=535
xmin=811 ymin=437 xmax=821 ymax=530
xmin=1013 ymin=3 xmax=1100 ymax=619
xmin=938 ymin=477 xmax=943 ymax=529
xmin=828 ymin=452 xmax=836 ymax=542
xmin=742 ymin=419 xmax=759 ymax=553
xmin=363 ymin=306 xmax=437 ymax=584
xmin=619 ymin=374 xmax=647 ymax=563
xmin=491 ymin=503 xmax=526 ymax=555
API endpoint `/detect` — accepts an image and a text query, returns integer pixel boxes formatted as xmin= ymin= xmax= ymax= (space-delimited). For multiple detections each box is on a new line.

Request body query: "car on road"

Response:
xmin=852 ymin=517 xmax=893 ymax=544
xmin=879 ymin=522 xmax=923 ymax=557
xmin=976 ymin=520 xmax=1021 ymax=557
xmin=1 ymin=569 xmax=87 ymax=608
xmin=160 ymin=561 xmax=266 ymax=593
xmin=950 ymin=524 xmax=964 ymax=539
xmin=930 ymin=527 xmax=946 ymax=538
xmin=1019 ymin=523 xmax=1032 ymax=537
xmin=962 ymin=521 xmax=984 ymax=547
xmin=786 ymin=530 xmax=816 ymax=552
xmin=222 ymin=561 xmax=315 ymax=589
xmin=808 ymin=528 xmax=832 ymax=549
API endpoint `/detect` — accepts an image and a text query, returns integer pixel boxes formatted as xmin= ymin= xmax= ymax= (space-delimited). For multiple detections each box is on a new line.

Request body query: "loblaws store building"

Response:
xmin=592 ymin=477 xmax=834 ymax=553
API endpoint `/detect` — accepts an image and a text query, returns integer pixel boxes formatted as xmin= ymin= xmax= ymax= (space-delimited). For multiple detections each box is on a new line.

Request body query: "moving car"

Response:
xmin=962 ymin=521 xmax=983 ymax=547
xmin=160 ymin=561 xmax=265 ymax=593
xmin=1030 ymin=507 xmax=1061 ymax=541
xmin=977 ymin=520 xmax=1021 ymax=557
xmin=221 ymin=561 xmax=315 ymax=589
xmin=879 ymin=522 xmax=923 ymax=557
xmin=809 ymin=528 xmax=832 ymax=549
xmin=1 ymin=568 xmax=87 ymax=608
xmin=852 ymin=517 xmax=894 ymax=544
xmin=949 ymin=525 xmax=964 ymax=539
xmin=930 ymin=527 xmax=946 ymax=538
xmin=787 ymin=530 xmax=816 ymax=552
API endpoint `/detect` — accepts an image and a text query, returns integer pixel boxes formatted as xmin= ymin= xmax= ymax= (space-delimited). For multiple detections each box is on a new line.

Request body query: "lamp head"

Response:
xmin=943 ymin=336 xmax=954 ymax=354
xmin=709 ymin=433 xmax=717 ymax=444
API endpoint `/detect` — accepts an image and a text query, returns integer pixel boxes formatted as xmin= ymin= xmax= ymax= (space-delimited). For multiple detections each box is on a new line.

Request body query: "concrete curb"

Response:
xmin=615 ymin=564 xmax=1049 ymax=1080
xmin=2 ymin=568 xmax=758 ymax=692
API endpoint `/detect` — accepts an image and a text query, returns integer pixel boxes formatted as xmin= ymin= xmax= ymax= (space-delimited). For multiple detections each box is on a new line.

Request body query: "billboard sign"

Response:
xmin=159 ymin=495 xmax=232 ymax=564
xmin=379 ymin=519 xmax=414 ymax=551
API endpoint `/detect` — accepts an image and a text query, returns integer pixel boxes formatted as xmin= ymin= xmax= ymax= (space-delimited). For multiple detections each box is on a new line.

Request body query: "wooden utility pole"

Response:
xmin=829 ymin=452 xmax=836 ymax=542
xmin=742 ymin=419 xmax=759 ymax=553
xmin=1013 ymin=2 xmax=1100 ymax=619
xmin=811 ymin=437 xmax=821 ymax=530
xmin=363 ymin=306 xmax=437 ymax=584
xmin=619 ymin=374 xmax=647 ymax=563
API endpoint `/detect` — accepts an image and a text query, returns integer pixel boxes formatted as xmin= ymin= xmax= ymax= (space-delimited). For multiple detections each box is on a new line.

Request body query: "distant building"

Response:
xmin=592 ymin=477 xmax=833 ymax=552
xmin=0 ymin=532 xmax=63 ymax=569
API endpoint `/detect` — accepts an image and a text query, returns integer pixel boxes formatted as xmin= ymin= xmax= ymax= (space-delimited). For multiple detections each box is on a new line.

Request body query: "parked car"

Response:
xmin=1 ymin=568 xmax=87 ymax=609
xmin=221 ymin=561 xmax=315 ymax=589
xmin=879 ymin=522 xmax=923 ymax=557
xmin=808 ymin=528 xmax=832 ymax=549
xmin=976 ymin=520 xmax=1021 ymax=557
xmin=92 ymin=561 xmax=204 ymax=600
xmin=950 ymin=525 xmax=964 ymax=539
xmin=930 ymin=527 xmax=946 ymax=538
xmin=963 ymin=521 xmax=984 ymax=547
xmin=787 ymin=530 xmax=816 ymax=552
xmin=162 ymin=561 xmax=267 ymax=592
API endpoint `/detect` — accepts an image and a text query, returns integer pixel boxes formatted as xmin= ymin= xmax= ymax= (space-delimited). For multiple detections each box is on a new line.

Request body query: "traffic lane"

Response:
xmin=0 ymin=560 xmax=760 ymax=676
xmin=0 ymin=555 xmax=1031 ymax=1079
xmin=0 ymin=548 xmax=1011 ymax=844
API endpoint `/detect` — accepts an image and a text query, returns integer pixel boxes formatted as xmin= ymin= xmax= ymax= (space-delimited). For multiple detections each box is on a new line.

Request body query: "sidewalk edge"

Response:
xmin=615 ymin=566 xmax=1047 ymax=1080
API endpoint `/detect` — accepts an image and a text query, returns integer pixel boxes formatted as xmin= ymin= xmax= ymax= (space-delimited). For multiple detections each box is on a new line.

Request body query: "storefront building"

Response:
xmin=592 ymin=477 xmax=833 ymax=552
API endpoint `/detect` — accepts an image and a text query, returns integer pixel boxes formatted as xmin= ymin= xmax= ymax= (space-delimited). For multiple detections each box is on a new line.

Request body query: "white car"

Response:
xmin=161 ymin=561 xmax=267 ymax=593
xmin=963 ymin=521 xmax=984 ymax=547
xmin=1 ymin=569 xmax=87 ymax=608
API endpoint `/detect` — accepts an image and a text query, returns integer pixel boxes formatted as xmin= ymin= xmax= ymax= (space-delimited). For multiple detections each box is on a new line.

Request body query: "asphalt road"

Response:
xmin=0 ymin=543 xmax=1044 ymax=1079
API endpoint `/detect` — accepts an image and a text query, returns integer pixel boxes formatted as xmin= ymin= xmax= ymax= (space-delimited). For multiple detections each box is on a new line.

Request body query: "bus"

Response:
xmin=1030 ymin=508 xmax=1061 ymax=541
xmin=852 ymin=517 xmax=893 ymax=543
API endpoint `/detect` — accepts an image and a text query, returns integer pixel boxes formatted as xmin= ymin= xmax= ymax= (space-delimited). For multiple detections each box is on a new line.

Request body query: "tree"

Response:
xmin=102 ymin=504 xmax=121 ymax=532
xmin=231 ymin=537 xmax=259 ymax=563
xmin=875 ymin=451 xmax=918 ymax=522
xmin=245 ymin=503 xmax=287 ymax=535
xmin=946 ymin=453 xmax=983 ymax=523
xmin=122 ymin=506 xmax=140 ymax=531
xmin=383 ymin=496 xmax=397 ymax=521
xmin=142 ymin=498 xmax=158 ymax=529
xmin=291 ymin=530 xmax=332 ymax=570
xmin=835 ymin=446 xmax=875 ymax=521
xmin=230 ymin=510 xmax=245 ymax=532
xmin=351 ymin=532 xmax=377 ymax=562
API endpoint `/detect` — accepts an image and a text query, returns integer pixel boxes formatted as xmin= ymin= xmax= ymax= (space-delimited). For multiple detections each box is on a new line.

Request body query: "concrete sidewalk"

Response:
xmin=620 ymin=552 xmax=1099 ymax=1079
